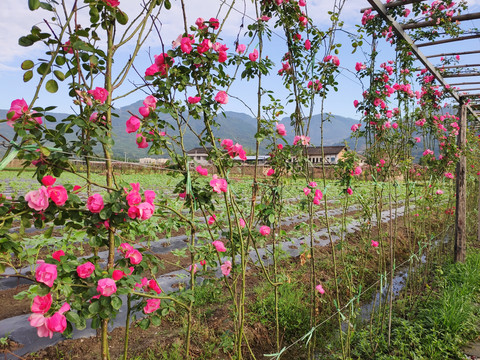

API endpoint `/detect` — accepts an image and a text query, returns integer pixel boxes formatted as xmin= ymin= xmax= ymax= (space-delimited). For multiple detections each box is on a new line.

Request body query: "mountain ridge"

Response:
xmin=0 ymin=102 xmax=360 ymax=159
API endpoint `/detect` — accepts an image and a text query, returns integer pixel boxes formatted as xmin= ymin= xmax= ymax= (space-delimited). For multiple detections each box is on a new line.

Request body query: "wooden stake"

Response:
xmin=454 ymin=104 xmax=467 ymax=263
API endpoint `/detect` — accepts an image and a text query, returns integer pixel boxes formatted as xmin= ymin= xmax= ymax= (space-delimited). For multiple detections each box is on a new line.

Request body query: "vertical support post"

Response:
xmin=454 ymin=103 xmax=467 ymax=262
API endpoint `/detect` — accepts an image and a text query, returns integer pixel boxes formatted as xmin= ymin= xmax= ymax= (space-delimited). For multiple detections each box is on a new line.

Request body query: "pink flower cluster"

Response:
xmin=145 ymin=53 xmax=174 ymax=77
xmin=221 ymin=139 xmax=247 ymax=160
xmin=125 ymin=183 xmax=156 ymax=220
xmin=119 ymin=242 xmax=143 ymax=265
xmin=28 ymin=296 xmax=70 ymax=338
xmin=304 ymin=182 xmax=323 ymax=205
xmin=323 ymin=55 xmax=340 ymax=66
xmin=293 ymin=135 xmax=310 ymax=146
xmin=25 ymin=176 xmax=69 ymax=211
xmin=210 ymin=175 xmax=228 ymax=193
xmin=6 ymin=98 xmax=42 ymax=128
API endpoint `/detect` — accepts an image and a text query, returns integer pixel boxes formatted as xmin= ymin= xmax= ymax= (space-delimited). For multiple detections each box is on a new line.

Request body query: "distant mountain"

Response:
xmin=0 ymin=103 xmax=361 ymax=160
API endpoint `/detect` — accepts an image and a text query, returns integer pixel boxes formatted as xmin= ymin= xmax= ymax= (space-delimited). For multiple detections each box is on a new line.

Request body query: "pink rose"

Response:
xmin=126 ymin=116 xmax=141 ymax=133
xmin=239 ymin=218 xmax=246 ymax=228
xmin=136 ymin=134 xmax=149 ymax=148
xmin=145 ymin=63 xmax=160 ymax=77
xmin=47 ymin=185 xmax=68 ymax=206
xmin=209 ymin=17 xmax=220 ymax=30
xmin=371 ymin=240 xmax=379 ymax=247
xmin=305 ymin=39 xmax=311 ymax=50
xmin=7 ymin=98 xmax=29 ymax=123
xmin=236 ymin=44 xmax=246 ymax=54
xmin=188 ymin=96 xmax=201 ymax=104
xmin=118 ymin=243 xmax=134 ymax=255
xmin=97 ymin=278 xmax=117 ymax=297
xmin=52 ymin=250 xmax=65 ymax=262
xmin=77 ymin=262 xmax=95 ymax=279
xmin=212 ymin=240 xmax=227 ymax=252
xmin=276 ymin=123 xmax=286 ymax=136
xmin=137 ymin=202 xmax=155 ymax=220
xmin=46 ymin=312 xmax=67 ymax=333
xmin=144 ymin=190 xmax=156 ymax=205
xmin=31 ymin=293 xmax=52 ymax=314
xmin=208 ymin=214 xmax=216 ymax=225
xmin=36 ymin=263 xmax=57 ymax=288
xmin=215 ymin=91 xmax=228 ymax=104
xmin=148 ymin=279 xmax=162 ymax=294
xmin=126 ymin=249 xmax=143 ymax=264
xmin=267 ymin=168 xmax=275 ymax=176
xmin=259 ymin=226 xmax=270 ymax=236
xmin=210 ymin=175 xmax=228 ymax=193
xmin=221 ymin=260 xmax=232 ymax=276
xmin=28 ymin=313 xmax=53 ymax=338
xmin=103 ymin=0 xmax=120 ymax=7
xmin=144 ymin=298 xmax=161 ymax=314
xmin=303 ymin=187 xmax=311 ymax=196
xmin=346 ymin=187 xmax=353 ymax=195
xmin=41 ymin=175 xmax=56 ymax=186
xmin=112 ymin=269 xmax=126 ymax=281
xmin=249 ymin=49 xmax=259 ymax=62
xmin=25 ymin=186 xmax=50 ymax=211
xmin=315 ymin=284 xmax=325 ymax=294
xmin=196 ymin=165 xmax=208 ymax=176
xmin=87 ymin=87 xmax=109 ymax=104
xmin=87 ymin=194 xmax=104 ymax=213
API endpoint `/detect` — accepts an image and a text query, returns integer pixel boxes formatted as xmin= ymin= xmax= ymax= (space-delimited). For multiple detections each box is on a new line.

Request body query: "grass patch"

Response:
xmin=351 ymin=249 xmax=480 ymax=359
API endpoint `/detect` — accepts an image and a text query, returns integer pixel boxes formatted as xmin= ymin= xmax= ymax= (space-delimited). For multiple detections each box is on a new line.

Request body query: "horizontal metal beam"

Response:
xmin=403 ymin=12 xmax=480 ymax=30
xmin=427 ymin=50 xmax=480 ymax=58
xmin=417 ymin=34 xmax=480 ymax=47
xmin=454 ymin=88 xmax=480 ymax=91
xmin=449 ymin=81 xmax=480 ymax=86
xmin=443 ymin=72 xmax=480 ymax=78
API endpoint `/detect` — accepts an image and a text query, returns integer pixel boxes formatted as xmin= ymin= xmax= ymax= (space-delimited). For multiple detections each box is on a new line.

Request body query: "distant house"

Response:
xmin=306 ymin=146 xmax=346 ymax=165
xmin=139 ymin=158 xmax=168 ymax=165
xmin=233 ymin=155 xmax=270 ymax=165
xmin=187 ymin=147 xmax=213 ymax=164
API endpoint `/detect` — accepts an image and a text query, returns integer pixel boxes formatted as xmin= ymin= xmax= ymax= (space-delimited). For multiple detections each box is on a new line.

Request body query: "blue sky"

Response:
xmin=0 ymin=0 xmax=479 ymax=121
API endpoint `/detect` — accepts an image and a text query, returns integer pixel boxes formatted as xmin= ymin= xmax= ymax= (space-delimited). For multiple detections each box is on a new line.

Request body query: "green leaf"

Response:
xmin=151 ymin=315 xmax=161 ymax=326
xmin=28 ymin=0 xmax=40 ymax=10
xmin=111 ymin=296 xmax=122 ymax=310
xmin=23 ymin=70 xmax=33 ymax=82
xmin=37 ymin=63 xmax=50 ymax=75
xmin=13 ymin=290 xmax=28 ymax=300
xmin=39 ymin=2 xmax=54 ymax=11
xmin=18 ymin=36 xmax=34 ymax=47
xmin=138 ymin=318 xmax=150 ymax=330
xmin=44 ymin=226 xmax=54 ymax=238
xmin=46 ymin=79 xmax=58 ymax=93
xmin=54 ymin=70 xmax=65 ymax=81
xmin=115 ymin=11 xmax=128 ymax=25
xmin=88 ymin=301 xmax=100 ymax=315
xmin=66 ymin=312 xmax=85 ymax=329
xmin=89 ymin=6 xmax=100 ymax=23
xmin=55 ymin=56 xmax=66 ymax=66
xmin=21 ymin=60 xmax=34 ymax=70
xmin=164 ymin=0 xmax=171 ymax=9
